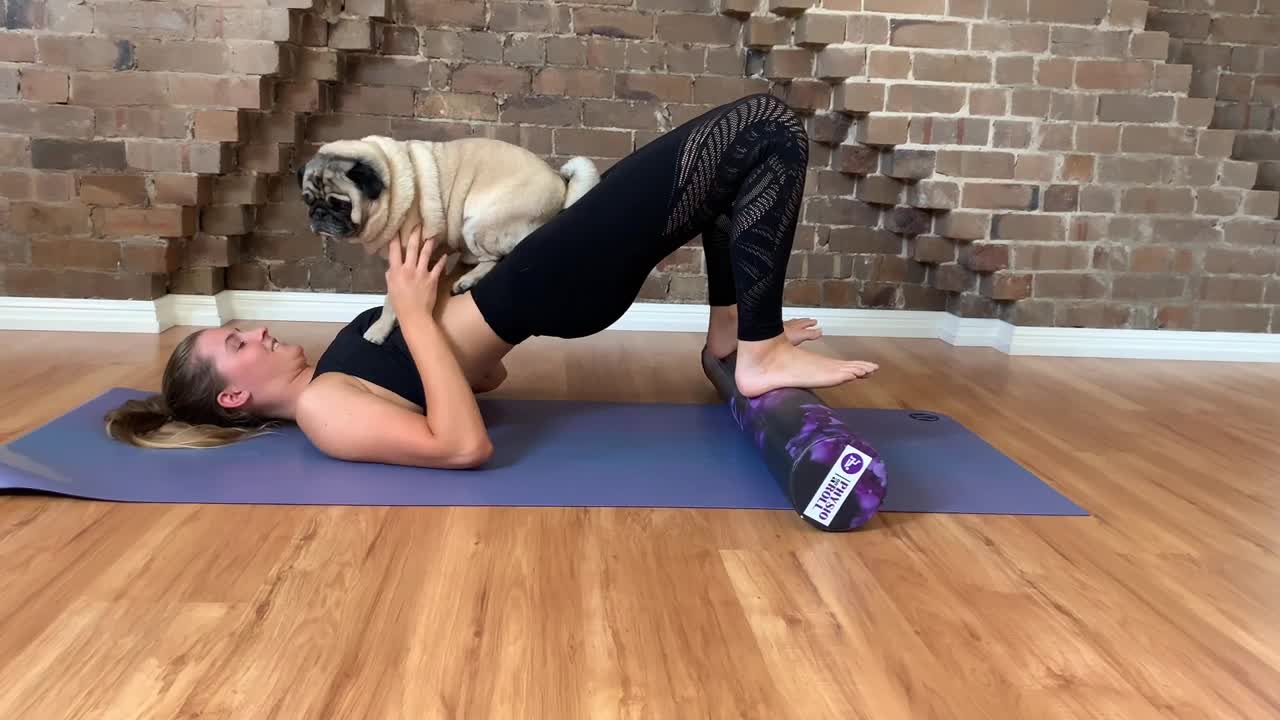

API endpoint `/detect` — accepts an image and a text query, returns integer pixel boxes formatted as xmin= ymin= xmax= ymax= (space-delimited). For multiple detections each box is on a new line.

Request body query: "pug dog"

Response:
xmin=297 ymin=135 xmax=600 ymax=344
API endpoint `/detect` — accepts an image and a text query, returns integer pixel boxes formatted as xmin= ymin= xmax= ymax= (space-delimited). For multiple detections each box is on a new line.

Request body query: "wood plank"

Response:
xmin=0 ymin=321 xmax=1278 ymax=719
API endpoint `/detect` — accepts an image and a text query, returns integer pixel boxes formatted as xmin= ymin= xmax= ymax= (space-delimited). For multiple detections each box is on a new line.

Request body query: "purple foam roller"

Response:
xmin=701 ymin=346 xmax=888 ymax=531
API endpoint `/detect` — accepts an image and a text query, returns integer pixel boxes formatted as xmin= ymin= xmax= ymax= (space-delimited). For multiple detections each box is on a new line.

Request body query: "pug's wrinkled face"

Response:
xmin=296 ymin=154 xmax=385 ymax=239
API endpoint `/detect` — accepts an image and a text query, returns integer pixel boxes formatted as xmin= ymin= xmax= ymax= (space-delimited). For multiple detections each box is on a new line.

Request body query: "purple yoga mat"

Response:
xmin=0 ymin=387 xmax=1086 ymax=516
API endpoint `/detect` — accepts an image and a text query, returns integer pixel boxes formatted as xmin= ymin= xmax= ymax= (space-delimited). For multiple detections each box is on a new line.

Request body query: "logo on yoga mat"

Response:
xmin=909 ymin=412 xmax=939 ymax=422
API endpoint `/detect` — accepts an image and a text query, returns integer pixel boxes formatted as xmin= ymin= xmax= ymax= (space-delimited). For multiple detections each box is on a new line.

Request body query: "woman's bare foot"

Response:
xmin=706 ymin=306 xmax=823 ymax=359
xmin=734 ymin=334 xmax=878 ymax=398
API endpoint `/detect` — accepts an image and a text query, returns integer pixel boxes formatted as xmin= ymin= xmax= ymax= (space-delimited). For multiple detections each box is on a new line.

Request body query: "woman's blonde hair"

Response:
xmin=104 ymin=330 xmax=278 ymax=449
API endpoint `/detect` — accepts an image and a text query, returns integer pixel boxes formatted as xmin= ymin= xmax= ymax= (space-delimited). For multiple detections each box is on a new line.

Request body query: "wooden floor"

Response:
xmin=1 ymin=319 xmax=1279 ymax=719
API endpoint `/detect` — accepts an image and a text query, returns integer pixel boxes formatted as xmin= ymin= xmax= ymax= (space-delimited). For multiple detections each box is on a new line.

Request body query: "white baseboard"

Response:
xmin=1 ymin=291 xmax=1277 ymax=363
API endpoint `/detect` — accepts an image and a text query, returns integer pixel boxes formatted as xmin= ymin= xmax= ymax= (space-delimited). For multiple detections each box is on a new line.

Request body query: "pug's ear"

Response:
xmin=346 ymin=161 xmax=384 ymax=201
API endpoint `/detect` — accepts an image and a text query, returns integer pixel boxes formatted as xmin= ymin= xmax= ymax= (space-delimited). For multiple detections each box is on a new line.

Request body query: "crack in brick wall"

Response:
xmin=1 ymin=0 xmax=1277 ymax=333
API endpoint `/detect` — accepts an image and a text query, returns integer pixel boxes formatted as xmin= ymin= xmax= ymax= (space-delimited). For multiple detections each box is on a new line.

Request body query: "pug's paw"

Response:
xmin=363 ymin=324 xmax=392 ymax=344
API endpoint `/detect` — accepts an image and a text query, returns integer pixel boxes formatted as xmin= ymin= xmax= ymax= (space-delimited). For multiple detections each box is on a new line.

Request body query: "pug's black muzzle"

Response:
xmin=309 ymin=204 xmax=357 ymax=238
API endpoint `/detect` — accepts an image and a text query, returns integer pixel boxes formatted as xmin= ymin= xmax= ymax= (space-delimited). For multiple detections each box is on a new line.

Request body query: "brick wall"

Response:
xmin=1 ymin=0 xmax=1277 ymax=333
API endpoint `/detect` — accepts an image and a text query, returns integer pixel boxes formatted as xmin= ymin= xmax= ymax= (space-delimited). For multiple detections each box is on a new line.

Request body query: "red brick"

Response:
xmin=130 ymin=40 xmax=214 ymax=75
xmin=806 ymin=197 xmax=880 ymax=226
xmin=192 ymin=110 xmax=242 ymax=142
xmin=1197 ymin=129 xmax=1235 ymax=158
xmin=1112 ymin=273 xmax=1187 ymax=300
xmin=1154 ymin=218 xmax=1222 ymax=245
xmin=764 ymin=48 xmax=815 ymax=79
xmin=933 ymin=263 xmax=978 ymax=293
xmin=868 ymin=49 xmax=910 ymax=79
xmin=1223 ymin=219 xmax=1280 ymax=246
xmin=1037 ymin=58 xmax=1074 ymax=89
xmin=855 ymin=175 xmax=902 ymax=205
xmin=834 ymin=81 xmax=884 ymax=112
xmin=936 ymin=150 xmax=1014 ymax=179
xmin=795 ymin=12 xmax=847 ymax=45
xmin=11 ymin=202 xmax=92 ymax=235
xmin=886 ymin=84 xmax=966 ymax=113
xmin=95 ymin=3 xmax=194 ymax=39
xmin=490 ymin=2 xmax=570 ymax=33
xmin=971 ymin=23 xmax=1050 ymax=52
xmin=70 ymin=72 xmax=168 ymax=106
xmin=402 ymin=1 xmax=485 ymax=28
xmin=452 ymin=64 xmax=530 ymax=94
xmin=554 ymin=128 xmax=631 ymax=158
xmin=915 ymin=52 xmax=992 ymax=83
xmin=1028 ymin=0 xmax=1108 ymax=24
xmin=981 ymin=273 xmax=1033 ymax=300
xmin=1220 ymin=160 xmax=1259 ymax=188
xmin=1196 ymin=306 xmax=1270 ymax=332
xmin=1076 ymin=61 xmax=1153 ymax=90
xmin=828 ymin=227 xmax=902 ymax=254
xmin=413 ymin=92 xmax=498 ymax=121
xmin=575 ymin=8 xmax=655 ymax=39
xmin=94 ymin=108 xmax=188 ymax=139
xmin=328 ymin=18 xmax=373 ymax=50
xmin=935 ymin=212 xmax=990 ymax=240
xmin=31 ymin=238 xmax=121 ymax=271
xmin=996 ymin=56 xmax=1034 ymax=85
xmin=1033 ymin=273 xmax=1107 ymax=299
xmin=500 ymin=96 xmax=581 ymax=126
xmin=908 ymin=180 xmax=960 ymax=210
xmin=153 ymin=174 xmax=212 ymax=206
xmin=1121 ymin=188 xmax=1195 ymax=214
xmin=1153 ymin=64 xmax=1192 ymax=93
xmin=533 ymin=68 xmax=613 ymax=98
xmin=31 ymin=139 xmax=126 ymax=171
xmin=184 ymin=234 xmax=240 ymax=267
xmin=213 ymin=175 xmax=267 ymax=206
xmin=1010 ymin=88 xmax=1051 ymax=117
xmin=833 ymin=144 xmax=879 ymax=174
xmin=583 ymin=99 xmax=659 ymax=130
xmin=1121 ymin=126 xmax=1198 ymax=155
xmin=123 ymin=239 xmax=181 ymax=274
xmin=970 ymin=89 xmax=1009 ymax=116
xmin=349 ymin=56 xmax=439 ymax=88
xmin=95 ymin=206 xmax=197 ymax=238
xmin=1203 ymin=247 xmax=1277 ymax=275
xmin=616 ymin=73 xmax=692 ymax=103
xmin=963 ymin=183 xmax=1039 ymax=210
xmin=1012 ymin=243 xmax=1091 ymax=271
xmin=889 ymin=20 xmax=967 ymax=49
xmin=79 ymin=175 xmax=147 ymax=207
xmin=1097 ymin=94 xmax=1174 ymax=123
xmin=913 ymin=235 xmax=956 ymax=264
xmin=335 ymin=85 xmax=415 ymax=116
xmin=1079 ymin=186 xmax=1118 ymax=213
xmin=992 ymin=214 xmax=1067 ymax=242
xmin=961 ymin=242 xmax=1010 ymax=271
xmin=0 ymin=31 xmax=36 ymax=62
xmin=178 ymin=75 xmax=269 ymax=109
xmin=20 ymin=69 xmax=69 ymax=104
xmin=656 ymin=14 xmax=739 ymax=45
xmin=816 ymin=46 xmax=865 ymax=80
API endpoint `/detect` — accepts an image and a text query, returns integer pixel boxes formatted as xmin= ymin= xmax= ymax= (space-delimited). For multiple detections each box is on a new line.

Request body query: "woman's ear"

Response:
xmin=346 ymin=161 xmax=385 ymax=201
xmin=217 ymin=387 xmax=251 ymax=410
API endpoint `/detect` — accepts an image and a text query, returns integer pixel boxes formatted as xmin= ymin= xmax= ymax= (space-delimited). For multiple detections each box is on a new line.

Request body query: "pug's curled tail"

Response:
xmin=559 ymin=156 xmax=600 ymax=209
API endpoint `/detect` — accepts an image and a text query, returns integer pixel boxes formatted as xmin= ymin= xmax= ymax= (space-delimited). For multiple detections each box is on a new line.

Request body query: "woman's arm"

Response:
xmin=470 ymin=360 xmax=507 ymax=393
xmin=296 ymin=227 xmax=493 ymax=469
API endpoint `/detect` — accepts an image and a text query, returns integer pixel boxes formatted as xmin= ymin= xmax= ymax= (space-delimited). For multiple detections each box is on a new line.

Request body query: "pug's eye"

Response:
xmin=329 ymin=198 xmax=351 ymax=211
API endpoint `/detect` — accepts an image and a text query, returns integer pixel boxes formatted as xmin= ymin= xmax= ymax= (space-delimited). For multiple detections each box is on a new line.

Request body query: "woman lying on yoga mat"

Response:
xmin=106 ymin=93 xmax=878 ymax=467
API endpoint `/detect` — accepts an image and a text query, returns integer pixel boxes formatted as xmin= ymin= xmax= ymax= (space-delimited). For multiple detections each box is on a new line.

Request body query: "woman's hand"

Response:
xmin=386 ymin=225 xmax=447 ymax=323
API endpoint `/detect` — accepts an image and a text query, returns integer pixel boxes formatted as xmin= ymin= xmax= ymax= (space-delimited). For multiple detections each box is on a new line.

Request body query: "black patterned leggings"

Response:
xmin=471 ymin=93 xmax=809 ymax=345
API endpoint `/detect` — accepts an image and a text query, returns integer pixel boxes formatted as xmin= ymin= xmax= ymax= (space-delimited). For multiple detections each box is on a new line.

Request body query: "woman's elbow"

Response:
xmin=452 ymin=437 xmax=494 ymax=468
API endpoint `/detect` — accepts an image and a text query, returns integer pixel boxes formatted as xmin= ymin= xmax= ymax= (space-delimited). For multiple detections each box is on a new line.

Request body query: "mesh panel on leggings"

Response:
xmin=662 ymin=94 xmax=809 ymax=339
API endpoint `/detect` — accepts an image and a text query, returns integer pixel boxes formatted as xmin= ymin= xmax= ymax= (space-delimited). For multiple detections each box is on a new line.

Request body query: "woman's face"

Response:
xmin=194 ymin=326 xmax=308 ymax=411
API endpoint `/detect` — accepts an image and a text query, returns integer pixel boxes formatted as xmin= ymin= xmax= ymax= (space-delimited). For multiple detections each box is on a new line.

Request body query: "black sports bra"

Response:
xmin=312 ymin=306 xmax=426 ymax=408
